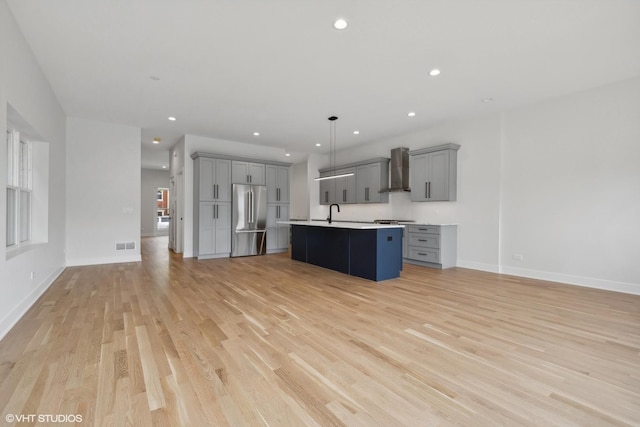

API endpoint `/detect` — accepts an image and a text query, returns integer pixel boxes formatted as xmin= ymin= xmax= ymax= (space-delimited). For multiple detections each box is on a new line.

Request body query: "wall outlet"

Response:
xmin=512 ymin=254 xmax=523 ymax=261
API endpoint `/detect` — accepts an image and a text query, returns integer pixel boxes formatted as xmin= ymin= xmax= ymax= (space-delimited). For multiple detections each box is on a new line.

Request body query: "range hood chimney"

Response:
xmin=382 ymin=147 xmax=410 ymax=192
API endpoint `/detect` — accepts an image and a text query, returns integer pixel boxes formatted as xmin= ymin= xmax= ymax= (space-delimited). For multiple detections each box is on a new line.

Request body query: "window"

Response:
xmin=6 ymin=129 xmax=32 ymax=248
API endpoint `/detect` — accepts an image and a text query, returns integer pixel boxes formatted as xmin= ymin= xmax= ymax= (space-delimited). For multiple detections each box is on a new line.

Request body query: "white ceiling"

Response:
xmin=7 ymin=0 xmax=640 ymax=169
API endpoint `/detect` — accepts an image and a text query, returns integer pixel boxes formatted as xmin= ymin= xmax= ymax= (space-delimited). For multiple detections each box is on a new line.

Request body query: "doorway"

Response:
xmin=156 ymin=187 xmax=170 ymax=236
xmin=169 ymin=172 xmax=183 ymax=253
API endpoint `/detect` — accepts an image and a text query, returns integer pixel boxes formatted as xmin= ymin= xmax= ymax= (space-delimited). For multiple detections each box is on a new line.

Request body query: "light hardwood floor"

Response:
xmin=1 ymin=236 xmax=639 ymax=426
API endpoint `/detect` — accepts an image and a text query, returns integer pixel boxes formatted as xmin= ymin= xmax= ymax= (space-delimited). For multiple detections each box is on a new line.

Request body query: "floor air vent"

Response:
xmin=116 ymin=242 xmax=136 ymax=251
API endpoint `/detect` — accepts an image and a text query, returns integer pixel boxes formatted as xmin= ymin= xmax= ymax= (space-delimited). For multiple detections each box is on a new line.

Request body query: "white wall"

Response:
xmin=500 ymin=77 xmax=640 ymax=293
xmin=141 ymin=169 xmax=170 ymax=237
xmin=66 ymin=117 xmax=141 ymax=266
xmin=306 ymin=77 xmax=640 ymax=294
xmin=0 ymin=0 xmax=67 ymax=338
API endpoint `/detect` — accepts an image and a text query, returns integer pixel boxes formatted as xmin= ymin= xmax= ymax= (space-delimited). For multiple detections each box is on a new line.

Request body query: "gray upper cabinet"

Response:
xmin=266 ymin=165 xmax=290 ymax=203
xmin=319 ymin=158 xmax=389 ymax=205
xmin=319 ymin=168 xmax=356 ymax=205
xmin=356 ymin=161 xmax=389 ymax=204
xmin=232 ymin=161 xmax=266 ymax=185
xmin=197 ymin=157 xmax=231 ymax=202
xmin=410 ymin=144 xmax=460 ymax=202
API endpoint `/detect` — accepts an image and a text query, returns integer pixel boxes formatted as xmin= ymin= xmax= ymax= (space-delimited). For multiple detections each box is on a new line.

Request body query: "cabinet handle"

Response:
xmin=343 ymin=189 xmax=346 ymax=202
xmin=418 ymin=252 xmax=427 ymax=256
xmin=325 ymin=191 xmax=328 ymax=203
xmin=365 ymin=187 xmax=369 ymax=201
xmin=418 ymin=239 xmax=427 ymax=242
xmin=425 ymin=182 xmax=428 ymax=199
xmin=428 ymin=181 xmax=431 ymax=198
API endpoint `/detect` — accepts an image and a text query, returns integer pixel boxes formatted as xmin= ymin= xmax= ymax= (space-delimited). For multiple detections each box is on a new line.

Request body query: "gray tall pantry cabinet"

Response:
xmin=410 ymin=143 xmax=460 ymax=202
xmin=193 ymin=152 xmax=291 ymax=259
xmin=266 ymin=165 xmax=290 ymax=253
xmin=193 ymin=155 xmax=232 ymax=259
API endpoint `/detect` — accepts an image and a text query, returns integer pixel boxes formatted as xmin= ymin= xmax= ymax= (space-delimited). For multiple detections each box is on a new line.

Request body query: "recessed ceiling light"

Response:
xmin=253 ymin=132 xmax=260 ymax=136
xmin=482 ymin=98 xmax=494 ymax=103
xmin=153 ymin=137 xmax=161 ymax=144
xmin=315 ymin=143 xmax=321 ymax=147
xmin=168 ymin=116 xmax=176 ymax=121
xmin=333 ymin=18 xmax=348 ymax=30
xmin=428 ymin=69 xmax=441 ymax=77
xmin=149 ymin=75 xmax=160 ymax=81
xmin=162 ymin=165 xmax=167 ymax=169
xmin=353 ymin=130 xmax=360 ymax=135
xmin=408 ymin=112 xmax=416 ymax=117
xmin=285 ymin=153 xmax=291 ymax=157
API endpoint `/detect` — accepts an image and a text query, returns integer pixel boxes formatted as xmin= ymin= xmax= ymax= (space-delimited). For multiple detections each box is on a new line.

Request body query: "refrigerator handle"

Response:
xmin=249 ymin=190 xmax=254 ymax=223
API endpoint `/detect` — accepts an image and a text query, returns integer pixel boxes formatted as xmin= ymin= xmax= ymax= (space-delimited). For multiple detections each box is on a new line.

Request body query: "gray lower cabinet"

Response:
xmin=266 ymin=204 xmax=289 ymax=253
xmin=197 ymin=202 xmax=231 ymax=258
xmin=404 ymin=224 xmax=457 ymax=269
xmin=410 ymin=144 xmax=460 ymax=202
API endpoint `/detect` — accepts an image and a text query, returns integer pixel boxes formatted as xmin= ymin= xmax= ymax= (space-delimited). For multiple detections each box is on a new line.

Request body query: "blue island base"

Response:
xmin=290 ymin=225 xmax=403 ymax=282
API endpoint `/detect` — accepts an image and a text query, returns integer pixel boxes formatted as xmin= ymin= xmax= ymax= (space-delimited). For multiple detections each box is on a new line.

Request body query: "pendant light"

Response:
xmin=314 ymin=116 xmax=354 ymax=181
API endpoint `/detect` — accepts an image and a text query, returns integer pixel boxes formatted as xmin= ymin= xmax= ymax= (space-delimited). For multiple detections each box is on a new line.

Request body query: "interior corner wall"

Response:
xmin=0 ymin=0 xmax=67 ymax=339
xmin=66 ymin=117 xmax=142 ymax=266
xmin=141 ymin=169 xmax=170 ymax=237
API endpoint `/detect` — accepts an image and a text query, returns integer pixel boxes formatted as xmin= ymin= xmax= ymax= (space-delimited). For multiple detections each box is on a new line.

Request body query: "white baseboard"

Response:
xmin=499 ymin=265 xmax=640 ymax=295
xmin=66 ymin=254 xmax=142 ymax=267
xmin=456 ymin=260 xmax=500 ymax=273
xmin=454 ymin=260 xmax=639 ymax=295
xmin=0 ymin=267 xmax=64 ymax=340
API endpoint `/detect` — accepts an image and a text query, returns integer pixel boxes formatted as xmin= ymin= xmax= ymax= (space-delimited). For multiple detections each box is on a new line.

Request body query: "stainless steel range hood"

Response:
xmin=380 ymin=147 xmax=410 ymax=192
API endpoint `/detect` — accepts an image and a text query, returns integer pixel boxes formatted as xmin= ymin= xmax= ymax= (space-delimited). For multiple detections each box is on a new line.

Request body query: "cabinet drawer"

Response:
xmin=407 ymin=233 xmax=439 ymax=249
xmin=407 ymin=247 xmax=439 ymax=263
xmin=408 ymin=225 xmax=440 ymax=234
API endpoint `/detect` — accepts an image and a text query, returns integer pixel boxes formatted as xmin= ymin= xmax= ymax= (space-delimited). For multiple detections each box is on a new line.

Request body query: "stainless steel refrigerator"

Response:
xmin=231 ymin=184 xmax=267 ymax=257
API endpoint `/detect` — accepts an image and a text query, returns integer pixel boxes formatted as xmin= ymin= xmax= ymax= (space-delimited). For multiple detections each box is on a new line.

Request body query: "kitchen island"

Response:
xmin=278 ymin=221 xmax=404 ymax=281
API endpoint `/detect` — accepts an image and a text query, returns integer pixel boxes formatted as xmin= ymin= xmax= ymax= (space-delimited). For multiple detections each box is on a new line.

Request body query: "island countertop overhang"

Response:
xmin=277 ymin=220 xmax=405 ymax=230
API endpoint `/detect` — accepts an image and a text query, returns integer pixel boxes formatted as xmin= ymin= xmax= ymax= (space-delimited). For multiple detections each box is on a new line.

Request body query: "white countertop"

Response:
xmin=278 ymin=220 xmax=405 ymax=230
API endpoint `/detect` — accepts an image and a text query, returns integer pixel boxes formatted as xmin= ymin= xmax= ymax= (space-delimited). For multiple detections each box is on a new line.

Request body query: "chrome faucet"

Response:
xmin=328 ymin=203 xmax=340 ymax=224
